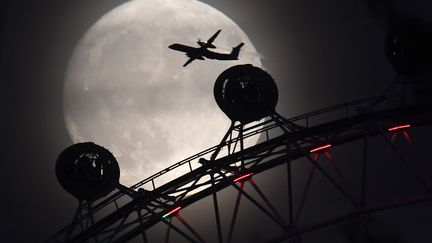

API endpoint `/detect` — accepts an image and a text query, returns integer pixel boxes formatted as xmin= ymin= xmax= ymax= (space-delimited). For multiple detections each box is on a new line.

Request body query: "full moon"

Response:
xmin=64 ymin=0 xmax=262 ymax=186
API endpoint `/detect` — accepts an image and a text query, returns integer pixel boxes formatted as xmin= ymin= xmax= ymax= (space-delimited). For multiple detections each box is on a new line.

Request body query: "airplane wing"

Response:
xmin=169 ymin=43 xmax=197 ymax=53
xmin=206 ymin=29 xmax=221 ymax=45
xmin=183 ymin=58 xmax=196 ymax=67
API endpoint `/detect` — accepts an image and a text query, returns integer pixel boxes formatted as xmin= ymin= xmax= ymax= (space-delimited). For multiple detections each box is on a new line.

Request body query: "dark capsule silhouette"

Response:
xmin=214 ymin=64 xmax=278 ymax=123
xmin=55 ymin=142 xmax=120 ymax=201
xmin=385 ymin=19 xmax=432 ymax=76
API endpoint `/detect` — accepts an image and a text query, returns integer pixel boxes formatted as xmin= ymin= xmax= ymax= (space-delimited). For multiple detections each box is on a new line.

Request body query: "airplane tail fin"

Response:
xmin=230 ymin=43 xmax=244 ymax=59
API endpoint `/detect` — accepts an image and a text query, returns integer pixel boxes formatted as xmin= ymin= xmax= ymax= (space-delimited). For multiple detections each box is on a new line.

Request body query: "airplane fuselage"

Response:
xmin=168 ymin=29 xmax=244 ymax=67
xmin=169 ymin=44 xmax=239 ymax=60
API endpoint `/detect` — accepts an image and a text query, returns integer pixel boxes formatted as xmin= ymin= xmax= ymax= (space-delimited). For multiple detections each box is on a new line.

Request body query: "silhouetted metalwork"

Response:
xmin=56 ymin=142 xmax=120 ymax=201
xmin=168 ymin=29 xmax=244 ymax=67
xmin=48 ymin=99 xmax=432 ymax=242
xmin=48 ymin=38 xmax=432 ymax=241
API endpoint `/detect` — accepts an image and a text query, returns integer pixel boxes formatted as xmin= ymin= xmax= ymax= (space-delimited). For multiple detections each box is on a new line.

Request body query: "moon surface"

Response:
xmin=64 ymin=0 xmax=262 ymax=186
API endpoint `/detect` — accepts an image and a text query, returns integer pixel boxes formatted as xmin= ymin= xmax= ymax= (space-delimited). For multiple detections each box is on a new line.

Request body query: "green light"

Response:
xmin=162 ymin=206 xmax=181 ymax=218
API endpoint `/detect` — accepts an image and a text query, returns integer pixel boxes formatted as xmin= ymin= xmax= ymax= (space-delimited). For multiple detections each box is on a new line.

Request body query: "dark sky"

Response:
xmin=1 ymin=0 xmax=432 ymax=242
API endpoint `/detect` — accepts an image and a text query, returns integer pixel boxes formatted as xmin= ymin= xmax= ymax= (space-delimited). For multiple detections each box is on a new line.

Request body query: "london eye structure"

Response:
xmin=47 ymin=20 xmax=432 ymax=243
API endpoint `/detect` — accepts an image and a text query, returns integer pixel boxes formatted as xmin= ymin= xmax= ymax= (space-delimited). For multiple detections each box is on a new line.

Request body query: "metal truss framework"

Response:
xmin=47 ymin=96 xmax=432 ymax=243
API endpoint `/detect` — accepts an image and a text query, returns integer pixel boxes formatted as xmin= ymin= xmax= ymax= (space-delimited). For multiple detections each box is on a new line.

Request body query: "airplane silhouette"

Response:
xmin=169 ymin=29 xmax=244 ymax=67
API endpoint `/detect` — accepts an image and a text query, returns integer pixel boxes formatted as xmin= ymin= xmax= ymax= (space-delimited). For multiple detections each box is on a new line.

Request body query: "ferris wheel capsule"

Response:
xmin=55 ymin=142 xmax=120 ymax=201
xmin=213 ymin=64 xmax=278 ymax=123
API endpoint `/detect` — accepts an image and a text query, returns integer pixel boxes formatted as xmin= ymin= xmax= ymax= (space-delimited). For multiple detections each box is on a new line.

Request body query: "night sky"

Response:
xmin=1 ymin=0 xmax=432 ymax=242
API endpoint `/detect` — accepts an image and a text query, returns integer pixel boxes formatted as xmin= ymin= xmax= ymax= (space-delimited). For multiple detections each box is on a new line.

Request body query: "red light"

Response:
xmin=162 ymin=206 xmax=181 ymax=218
xmin=309 ymin=144 xmax=332 ymax=153
xmin=388 ymin=124 xmax=411 ymax=132
xmin=233 ymin=173 xmax=253 ymax=183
